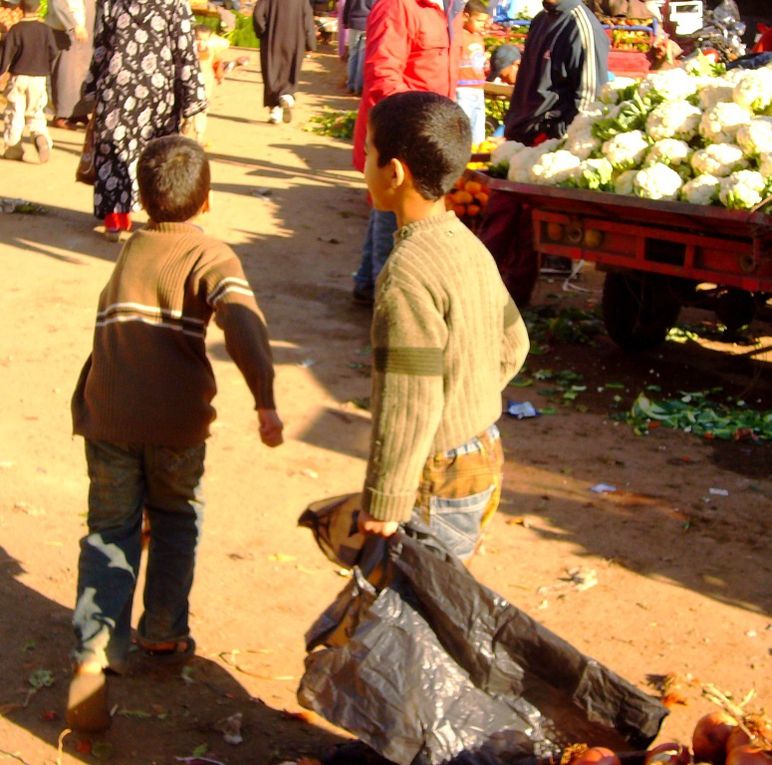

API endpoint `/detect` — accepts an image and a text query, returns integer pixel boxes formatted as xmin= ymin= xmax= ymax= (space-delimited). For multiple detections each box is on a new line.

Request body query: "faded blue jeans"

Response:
xmin=72 ymin=439 xmax=205 ymax=669
xmin=346 ymin=29 xmax=366 ymax=95
xmin=353 ymin=209 xmax=397 ymax=292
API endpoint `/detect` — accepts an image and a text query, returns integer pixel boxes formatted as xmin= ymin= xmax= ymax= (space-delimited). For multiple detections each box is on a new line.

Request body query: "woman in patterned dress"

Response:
xmin=83 ymin=0 xmax=206 ymax=239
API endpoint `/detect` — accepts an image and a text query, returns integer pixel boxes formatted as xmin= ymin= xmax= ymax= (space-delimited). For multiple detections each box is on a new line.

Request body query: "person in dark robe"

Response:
xmin=252 ymin=0 xmax=316 ymax=124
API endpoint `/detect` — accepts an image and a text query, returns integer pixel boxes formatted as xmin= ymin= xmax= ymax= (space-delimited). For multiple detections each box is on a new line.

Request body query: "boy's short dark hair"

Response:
xmin=137 ymin=135 xmax=210 ymax=223
xmin=195 ymin=23 xmax=212 ymax=36
xmin=21 ymin=0 xmax=40 ymax=13
xmin=464 ymin=0 xmax=489 ymax=15
xmin=369 ymin=92 xmax=471 ymax=201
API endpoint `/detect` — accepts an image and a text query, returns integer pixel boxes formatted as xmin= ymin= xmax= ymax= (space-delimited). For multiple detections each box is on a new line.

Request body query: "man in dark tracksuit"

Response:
xmin=478 ymin=0 xmax=609 ymax=305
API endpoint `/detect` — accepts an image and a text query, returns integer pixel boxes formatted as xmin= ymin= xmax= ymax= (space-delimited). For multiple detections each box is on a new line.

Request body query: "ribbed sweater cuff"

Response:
xmin=362 ymin=488 xmax=416 ymax=522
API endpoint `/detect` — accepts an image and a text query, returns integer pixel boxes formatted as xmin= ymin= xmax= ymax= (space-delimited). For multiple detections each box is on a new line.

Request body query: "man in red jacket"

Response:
xmin=351 ymin=0 xmax=465 ymax=305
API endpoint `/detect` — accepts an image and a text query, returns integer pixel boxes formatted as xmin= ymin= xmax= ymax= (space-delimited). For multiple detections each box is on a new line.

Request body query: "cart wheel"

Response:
xmin=715 ymin=288 xmax=755 ymax=332
xmin=602 ymin=272 xmax=682 ymax=351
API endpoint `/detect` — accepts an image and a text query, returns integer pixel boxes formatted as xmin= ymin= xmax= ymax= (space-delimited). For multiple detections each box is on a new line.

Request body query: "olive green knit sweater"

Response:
xmin=363 ymin=211 xmax=529 ymax=522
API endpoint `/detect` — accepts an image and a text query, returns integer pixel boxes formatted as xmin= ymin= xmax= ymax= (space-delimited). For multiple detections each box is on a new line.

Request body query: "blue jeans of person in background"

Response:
xmin=72 ymin=439 xmax=205 ymax=669
xmin=347 ymin=28 xmax=366 ymax=95
xmin=456 ymin=86 xmax=486 ymax=146
xmin=353 ymin=208 xmax=398 ymax=293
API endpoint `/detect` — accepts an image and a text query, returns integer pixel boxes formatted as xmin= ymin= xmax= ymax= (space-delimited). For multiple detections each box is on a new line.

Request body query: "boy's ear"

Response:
xmin=200 ymin=192 xmax=211 ymax=214
xmin=389 ymin=157 xmax=407 ymax=189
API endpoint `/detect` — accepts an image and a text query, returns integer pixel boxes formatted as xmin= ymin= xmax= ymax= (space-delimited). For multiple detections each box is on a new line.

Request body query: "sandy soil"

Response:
xmin=0 ymin=48 xmax=770 ymax=765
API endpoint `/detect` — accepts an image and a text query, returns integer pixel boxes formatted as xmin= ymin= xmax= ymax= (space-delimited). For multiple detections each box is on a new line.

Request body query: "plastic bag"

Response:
xmin=298 ymin=525 xmax=667 ymax=765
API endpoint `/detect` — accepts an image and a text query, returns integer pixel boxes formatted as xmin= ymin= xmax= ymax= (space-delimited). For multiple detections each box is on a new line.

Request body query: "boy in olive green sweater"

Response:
xmin=357 ymin=91 xmax=529 ymax=558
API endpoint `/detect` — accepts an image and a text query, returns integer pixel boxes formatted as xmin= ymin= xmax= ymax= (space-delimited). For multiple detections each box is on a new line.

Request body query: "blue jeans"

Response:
xmin=415 ymin=424 xmax=503 ymax=560
xmin=346 ymin=29 xmax=366 ymax=95
xmin=353 ymin=209 xmax=397 ymax=291
xmin=72 ymin=439 xmax=205 ymax=668
xmin=456 ymin=87 xmax=486 ymax=146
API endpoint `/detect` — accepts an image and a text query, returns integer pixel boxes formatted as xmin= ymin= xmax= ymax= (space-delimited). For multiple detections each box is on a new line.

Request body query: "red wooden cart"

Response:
xmin=469 ymin=173 xmax=772 ymax=349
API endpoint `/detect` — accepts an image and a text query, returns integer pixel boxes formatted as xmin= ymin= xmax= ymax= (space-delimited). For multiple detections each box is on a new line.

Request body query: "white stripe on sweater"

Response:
xmin=95 ymin=314 xmax=205 ymax=338
xmin=97 ymin=301 xmax=206 ymax=325
xmin=570 ymin=6 xmax=597 ymax=113
xmin=208 ymin=277 xmax=253 ymax=306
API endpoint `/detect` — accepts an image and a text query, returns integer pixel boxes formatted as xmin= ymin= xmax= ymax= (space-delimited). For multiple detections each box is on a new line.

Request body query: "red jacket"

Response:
xmin=352 ymin=0 xmax=463 ymax=172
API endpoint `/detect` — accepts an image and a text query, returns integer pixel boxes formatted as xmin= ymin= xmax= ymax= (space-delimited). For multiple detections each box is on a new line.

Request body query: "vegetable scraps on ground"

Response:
xmin=484 ymin=57 xmax=772 ymax=211
xmin=626 ymin=390 xmax=771 ymax=441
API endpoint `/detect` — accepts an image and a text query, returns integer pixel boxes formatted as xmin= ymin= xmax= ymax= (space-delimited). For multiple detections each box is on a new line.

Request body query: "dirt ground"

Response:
xmin=0 ymin=47 xmax=770 ymax=765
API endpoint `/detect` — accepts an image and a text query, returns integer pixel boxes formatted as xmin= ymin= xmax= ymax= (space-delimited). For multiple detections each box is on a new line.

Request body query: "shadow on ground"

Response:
xmin=0 ymin=546 xmax=344 ymax=764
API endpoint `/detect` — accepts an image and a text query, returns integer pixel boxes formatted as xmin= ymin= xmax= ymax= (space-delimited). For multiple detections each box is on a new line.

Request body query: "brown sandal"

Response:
xmin=138 ymin=636 xmax=196 ymax=665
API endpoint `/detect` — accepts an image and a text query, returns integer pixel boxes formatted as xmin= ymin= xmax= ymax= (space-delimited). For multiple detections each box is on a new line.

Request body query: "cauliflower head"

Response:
xmin=639 ymin=68 xmax=698 ymax=102
xmin=633 ymin=163 xmax=683 ymax=201
xmin=735 ymin=117 xmax=772 ymax=158
xmin=697 ymin=80 xmax=735 ymax=111
xmin=699 ymin=102 xmax=753 ymax=143
xmin=645 ymin=101 xmax=702 ymax=141
xmin=760 ymin=152 xmax=772 ymax=178
xmin=529 ymin=150 xmax=582 ymax=185
xmin=614 ymin=169 xmax=637 ymax=195
xmin=506 ymin=139 xmax=562 ymax=182
xmin=600 ymin=77 xmax=638 ymax=105
xmin=732 ymin=68 xmax=772 ymax=114
xmin=491 ymin=140 xmax=527 ymax=167
xmin=646 ymin=138 xmax=692 ymax=168
xmin=680 ymin=174 xmax=721 ymax=206
xmin=575 ymin=158 xmax=614 ymax=190
xmin=602 ymin=130 xmax=650 ymax=170
xmin=690 ymin=143 xmax=748 ymax=177
xmin=719 ymin=169 xmax=767 ymax=210
xmin=564 ymin=126 xmax=601 ymax=160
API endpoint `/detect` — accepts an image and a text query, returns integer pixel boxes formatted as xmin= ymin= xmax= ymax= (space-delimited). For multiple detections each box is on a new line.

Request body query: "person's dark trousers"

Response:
xmin=72 ymin=439 xmax=205 ymax=670
xmin=476 ymin=190 xmax=538 ymax=307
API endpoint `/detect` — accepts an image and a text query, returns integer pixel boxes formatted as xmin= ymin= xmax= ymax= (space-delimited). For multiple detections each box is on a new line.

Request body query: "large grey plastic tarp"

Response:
xmin=297 ymin=524 xmax=667 ymax=765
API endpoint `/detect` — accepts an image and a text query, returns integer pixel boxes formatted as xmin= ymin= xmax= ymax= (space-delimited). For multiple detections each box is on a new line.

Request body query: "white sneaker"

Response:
xmin=278 ymin=93 xmax=294 ymax=123
xmin=268 ymin=106 xmax=282 ymax=124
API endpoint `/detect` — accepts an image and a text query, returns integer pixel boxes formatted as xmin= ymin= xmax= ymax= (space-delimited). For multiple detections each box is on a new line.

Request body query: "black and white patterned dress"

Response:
xmin=83 ymin=0 xmax=206 ymax=218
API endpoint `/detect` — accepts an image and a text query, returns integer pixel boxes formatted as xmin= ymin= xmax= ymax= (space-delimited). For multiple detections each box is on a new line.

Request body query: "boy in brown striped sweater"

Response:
xmin=67 ymin=135 xmax=283 ymax=732
xmin=357 ymin=91 xmax=529 ymax=555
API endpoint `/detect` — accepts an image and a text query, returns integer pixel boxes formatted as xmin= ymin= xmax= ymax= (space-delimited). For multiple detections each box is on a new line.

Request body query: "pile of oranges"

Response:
xmin=445 ymin=178 xmax=490 ymax=220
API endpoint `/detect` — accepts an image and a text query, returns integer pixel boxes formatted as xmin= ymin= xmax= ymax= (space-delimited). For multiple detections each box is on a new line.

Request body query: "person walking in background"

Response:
xmin=456 ymin=0 xmax=489 ymax=146
xmin=476 ymin=0 xmax=608 ymax=306
xmin=66 ymin=135 xmax=283 ymax=733
xmin=350 ymin=0 xmax=465 ymax=306
xmin=342 ymin=0 xmax=375 ymax=97
xmin=83 ymin=0 xmax=206 ymax=241
xmin=0 ymin=0 xmax=57 ymax=162
xmin=46 ymin=0 xmax=94 ymax=129
xmin=252 ymin=0 xmax=316 ymax=124
xmin=187 ymin=24 xmax=229 ymax=146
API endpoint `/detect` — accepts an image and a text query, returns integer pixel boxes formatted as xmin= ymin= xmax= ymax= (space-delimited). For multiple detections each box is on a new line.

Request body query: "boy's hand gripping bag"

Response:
xmin=297 ymin=522 xmax=667 ymax=765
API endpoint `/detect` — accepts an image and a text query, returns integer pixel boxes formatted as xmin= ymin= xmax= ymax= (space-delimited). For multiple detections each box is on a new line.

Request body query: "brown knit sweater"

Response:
xmin=72 ymin=222 xmax=275 ymax=448
xmin=363 ymin=211 xmax=530 ymax=522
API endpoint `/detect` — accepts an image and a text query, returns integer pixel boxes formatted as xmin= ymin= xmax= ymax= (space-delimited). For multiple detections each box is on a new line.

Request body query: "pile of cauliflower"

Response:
xmin=488 ymin=59 xmax=772 ymax=211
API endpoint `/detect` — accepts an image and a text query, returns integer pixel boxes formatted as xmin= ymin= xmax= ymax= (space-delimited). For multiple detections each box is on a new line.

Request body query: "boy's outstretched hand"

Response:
xmin=358 ymin=508 xmax=400 ymax=537
xmin=258 ymin=408 xmax=284 ymax=447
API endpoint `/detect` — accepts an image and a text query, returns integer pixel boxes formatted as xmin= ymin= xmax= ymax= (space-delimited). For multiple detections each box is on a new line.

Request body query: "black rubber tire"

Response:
xmin=714 ymin=288 xmax=755 ymax=332
xmin=602 ymin=272 xmax=682 ymax=351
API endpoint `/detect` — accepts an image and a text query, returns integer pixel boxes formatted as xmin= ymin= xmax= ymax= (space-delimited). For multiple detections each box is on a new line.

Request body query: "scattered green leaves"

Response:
xmin=28 ymin=669 xmax=54 ymax=689
xmin=523 ymin=305 xmax=603 ymax=347
xmin=306 ymin=109 xmax=357 ymax=140
xmin=627 ymin=391 xmax=772 ymax=441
